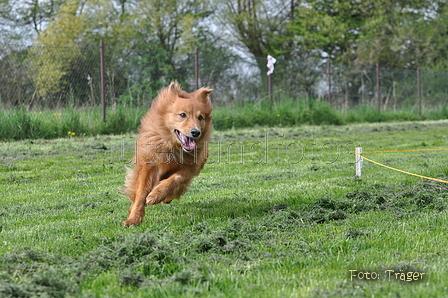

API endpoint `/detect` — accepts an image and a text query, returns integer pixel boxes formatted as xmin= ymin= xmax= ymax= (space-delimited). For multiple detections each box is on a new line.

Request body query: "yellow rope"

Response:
xmin=355 ymin=152 xmax=448 ymax=184
xmin=363 ymin=148 xmax=448 ymax=154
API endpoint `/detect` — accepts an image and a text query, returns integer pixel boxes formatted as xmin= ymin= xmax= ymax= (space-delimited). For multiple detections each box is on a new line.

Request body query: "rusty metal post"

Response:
xmin=268 ymin=73 xmax=272 ymax=101
xmin=327 ymin=57 xmax=332 ymax=104
xmin=195 ymin=48 xmax=199 ymax=90
xmin=376 ymin=63 xmax=381 ymax=114
xmin=100 ymin=41 xmax=106 ymax=123
xmin=417 ymin=67 xmax=422 ymax=116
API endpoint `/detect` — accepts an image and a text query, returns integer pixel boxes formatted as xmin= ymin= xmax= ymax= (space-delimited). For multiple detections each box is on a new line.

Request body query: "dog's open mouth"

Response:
xmin=174 ymin=129 xmax=196 ymax=152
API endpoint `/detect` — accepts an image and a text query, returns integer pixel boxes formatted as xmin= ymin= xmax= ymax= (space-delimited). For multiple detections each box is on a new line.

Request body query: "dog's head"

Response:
xmin=163 ymin=82 xmax=213 ymax=152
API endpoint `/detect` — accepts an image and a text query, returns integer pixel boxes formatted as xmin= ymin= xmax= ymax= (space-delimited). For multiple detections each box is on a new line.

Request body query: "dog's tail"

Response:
xmin=120 ymin=167 xmax=137 ymax=200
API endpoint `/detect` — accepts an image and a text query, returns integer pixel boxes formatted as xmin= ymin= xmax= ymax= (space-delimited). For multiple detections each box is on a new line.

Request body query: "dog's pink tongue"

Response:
xmin=178 ymin=133 xmax=196 ymax=151
xmin=183 ymin=136 xmax=196 ymax=151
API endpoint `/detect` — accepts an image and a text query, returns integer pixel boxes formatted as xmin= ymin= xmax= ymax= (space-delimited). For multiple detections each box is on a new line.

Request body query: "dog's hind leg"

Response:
xmin=123 ymin=167 xmax=153 ymax=227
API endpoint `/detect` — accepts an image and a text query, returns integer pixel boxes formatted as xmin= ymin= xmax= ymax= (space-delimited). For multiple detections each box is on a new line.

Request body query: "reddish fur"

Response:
xmin=123 ymin=82 xmax=212 ymax=226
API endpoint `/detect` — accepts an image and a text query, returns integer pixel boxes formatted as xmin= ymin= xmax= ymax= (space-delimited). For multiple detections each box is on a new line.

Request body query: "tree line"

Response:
xmin=1 ymin=0 xmax=448 ymax=108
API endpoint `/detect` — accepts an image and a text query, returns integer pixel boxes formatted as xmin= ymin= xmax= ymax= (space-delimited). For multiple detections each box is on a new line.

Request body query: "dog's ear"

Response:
xmin=195 ymin=87 xmax=213 ymax=104
xmin=168 ymin=81 xmax=182 ymax=94
xmin=168 ymin=81 xmax=189 ymax=99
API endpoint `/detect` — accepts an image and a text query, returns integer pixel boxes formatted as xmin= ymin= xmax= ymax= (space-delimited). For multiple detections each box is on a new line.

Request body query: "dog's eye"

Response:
xmin=179 ymin=113 xmax=187 ymax=118
xmin=198 ymin=115 xmax=204 ymax=121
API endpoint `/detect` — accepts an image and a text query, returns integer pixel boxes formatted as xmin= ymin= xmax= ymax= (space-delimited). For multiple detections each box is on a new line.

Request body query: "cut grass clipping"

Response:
xmin=1 ymin=120 xmax=448 ymax=297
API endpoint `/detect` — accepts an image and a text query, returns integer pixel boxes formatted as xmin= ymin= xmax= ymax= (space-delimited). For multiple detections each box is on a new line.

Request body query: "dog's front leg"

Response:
xmin=123 ymin=167 xmax=153 ymax=227
xmin=145 ymin=172 xmax=190 ymax=206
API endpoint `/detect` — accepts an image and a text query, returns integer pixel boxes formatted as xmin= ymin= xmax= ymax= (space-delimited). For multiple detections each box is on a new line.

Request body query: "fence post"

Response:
xmin=100 ymin=40 xmax=106 ymax=123
xmin=376 ymin=63 xmax=381 ymax=114
xmin=327 ymin=57 xmax=332 ymax=104
xmin=356 ymin=147 xmax=363 ymax=177
xmin=417 ymin=67 xmax=422 ymax=117
xmin=195 ymin=48 xmax=199 ymax=90
xmin=268 ymin=73 xmax=272 ymax=101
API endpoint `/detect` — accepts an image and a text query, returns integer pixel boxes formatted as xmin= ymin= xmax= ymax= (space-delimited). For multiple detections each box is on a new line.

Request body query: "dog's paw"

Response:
xmin=145 ymin=196 xmax=158 ymax=205
xmin=123 ymin=218 xmax=142 ymax=227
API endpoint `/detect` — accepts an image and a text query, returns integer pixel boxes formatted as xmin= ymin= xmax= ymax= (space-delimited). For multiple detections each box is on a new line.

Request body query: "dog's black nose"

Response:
xmin=190 ymin=128 xmax=201 ymax=138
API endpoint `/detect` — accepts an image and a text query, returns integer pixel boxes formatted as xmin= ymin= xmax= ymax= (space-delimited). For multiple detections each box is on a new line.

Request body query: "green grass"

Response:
xmin=1 ymin=121 xmax=448 ymax=297
xmin=2 ymin=100 xmax=448 ymax=140
xmin=0 ymin=107 xmax=144 ymax=140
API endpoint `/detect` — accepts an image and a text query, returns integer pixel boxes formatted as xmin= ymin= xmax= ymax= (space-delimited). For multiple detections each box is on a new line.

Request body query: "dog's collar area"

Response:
xmin=174 ymin=129 xmax=196 ymax=152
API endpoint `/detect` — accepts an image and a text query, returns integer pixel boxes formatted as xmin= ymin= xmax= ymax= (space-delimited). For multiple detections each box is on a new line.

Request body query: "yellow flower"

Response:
xmin=276 ymin=114 xmax=281 ymax=117
xmin=71 ymin=132 xmax=76 ymax=136
xmin=67 ymin=131 xmax=71 ymax=135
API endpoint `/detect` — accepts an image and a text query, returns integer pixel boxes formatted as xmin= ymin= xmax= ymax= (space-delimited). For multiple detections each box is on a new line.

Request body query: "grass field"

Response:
xmin=1 ymin=120 xmax=448 ymax=297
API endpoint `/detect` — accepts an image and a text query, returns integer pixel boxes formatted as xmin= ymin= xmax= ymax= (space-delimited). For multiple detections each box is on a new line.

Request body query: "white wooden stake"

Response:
xmin=356 ymin=147 xmax=363 ymax=177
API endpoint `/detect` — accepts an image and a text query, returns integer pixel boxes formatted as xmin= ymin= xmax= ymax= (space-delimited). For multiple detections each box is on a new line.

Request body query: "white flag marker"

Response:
xmin=267 ymin=55 xmax=277 ymax=76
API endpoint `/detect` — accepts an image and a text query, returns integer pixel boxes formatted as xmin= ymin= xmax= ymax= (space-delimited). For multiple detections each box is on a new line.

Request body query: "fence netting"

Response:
xmin=1 ymin=43 xmax=448 ymax=110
